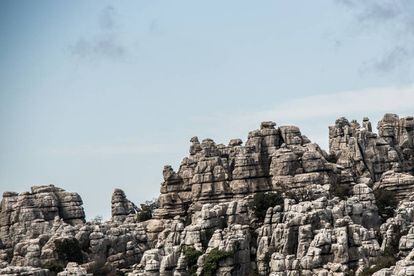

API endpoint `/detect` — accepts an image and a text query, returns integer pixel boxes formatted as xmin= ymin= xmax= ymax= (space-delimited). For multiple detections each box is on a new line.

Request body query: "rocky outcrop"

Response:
xmin=57 ymin=262 xmax=91 ymax=276
xmin=0 ymin=114 xmax=413 ymax=275
xmin=0 ymin=185 xmax=85 ymax=249
xmin=155 ymin=121 xmax=340 ymax=220
xmin=257 ymin=184 xmax=380 ymax=275
xmin=374 ymin=171 xmax=414 ymax=200
xmin=0 ymin=186 xmax=148 ymax=275
xmin=0 ymin=266 xmax=51 ymax=276
xmin=111 ymin=189 xmax=138 ymax=222
xmin=329 ymin=114 xmax=414 ymax=184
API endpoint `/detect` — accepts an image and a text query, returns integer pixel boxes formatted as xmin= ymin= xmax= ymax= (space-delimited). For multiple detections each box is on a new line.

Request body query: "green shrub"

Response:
xmin=54 ymin=238 xmax=83 ymax=264
xmin=182 ymin=246 xmax=203 ymax=276
xmin=374 ymin=189 xmax=398 ymax=221
xmin=202 ymin=248 xmax=233 ymax=276
xmin=249 ymin=192 xmax=284 ymax=221
xmin=285 ymin=188 xmax=317 ymax=203
xmin=92 ymin=215 xmax=103 ymax=224
xmin=136 ymin=200 xmax=159 ymax=222
xmin=331 ymin=183 xmax=351 ymax=200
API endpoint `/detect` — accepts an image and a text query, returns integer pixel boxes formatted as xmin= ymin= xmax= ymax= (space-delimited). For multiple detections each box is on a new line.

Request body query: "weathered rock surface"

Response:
xmin=112 ymin=189 xmax=138 ymax=222
xmin=0 ymin=185 xmax=85 ymax=248
xmin=0 ymin=114 xmax=413 ymax=275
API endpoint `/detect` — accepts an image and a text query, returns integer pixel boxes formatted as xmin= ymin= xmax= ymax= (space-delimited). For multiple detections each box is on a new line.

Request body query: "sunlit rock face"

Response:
xmin=111 ymin=188 xmax=138 ymax=223
xmin=155 ymin=120 xmax=338 ymax=220
xmin=0 ymin=185 xmax=85 ymax=246
xmin=1 ymin=113 xmax=413 ymax=276
xmin=329 ymin=114 xmax=413 ymax=184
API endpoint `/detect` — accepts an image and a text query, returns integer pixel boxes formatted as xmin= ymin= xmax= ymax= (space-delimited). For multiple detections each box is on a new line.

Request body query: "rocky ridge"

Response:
xmin=0 ymin=113 xmax=413 ymax=275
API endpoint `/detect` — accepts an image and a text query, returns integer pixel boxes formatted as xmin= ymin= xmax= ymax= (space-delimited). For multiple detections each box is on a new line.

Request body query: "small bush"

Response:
xmin=331 ymin=183 xmax=351 ymax=200
xmin=285 ymin=188 xmax=317 ymax=203
xmin=136 ymin=200 xmax=159 ymax=222
xmin=249 ymin=192 xmax=284 ymax=221
xmin=92 ymin=215 xmax=103 ymax=224
xmin=374 ymin=189 xmax=398 ymax=221
xmin=202 ymin=248 xmax=233 ymax=276
xmin=55 ymin=238 xmax=83 ymax=264
xmin=182 ymin=246 xmax=203 ymax=276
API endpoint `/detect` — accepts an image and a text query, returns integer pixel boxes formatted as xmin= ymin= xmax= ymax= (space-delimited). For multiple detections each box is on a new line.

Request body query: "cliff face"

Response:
xmin=0 ymin=113 xmax=413 ymax=276
xmin=156 ymin=122 xmax=336 ymax=220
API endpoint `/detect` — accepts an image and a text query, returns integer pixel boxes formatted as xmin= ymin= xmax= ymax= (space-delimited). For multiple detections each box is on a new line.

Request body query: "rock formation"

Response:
xmin=111 ymin=189 xmax=138 ymax=222
xmin=0 ymin=113 xmax=413 ymax=275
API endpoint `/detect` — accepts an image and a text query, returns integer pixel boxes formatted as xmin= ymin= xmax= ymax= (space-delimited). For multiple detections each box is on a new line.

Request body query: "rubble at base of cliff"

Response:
xmin=1 ymin=113 xmax=413 ymax=276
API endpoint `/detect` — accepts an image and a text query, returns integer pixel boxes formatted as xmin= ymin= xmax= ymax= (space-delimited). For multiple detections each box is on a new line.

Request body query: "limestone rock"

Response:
xmin=111 ymin=189 xmax=138 ymax=222
xmin=1 ymin=114 xmax=413 ymax=275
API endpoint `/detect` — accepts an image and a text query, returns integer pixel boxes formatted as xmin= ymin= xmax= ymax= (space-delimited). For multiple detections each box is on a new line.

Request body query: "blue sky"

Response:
xmin=1 ymin=0 xmax=413 ymax=219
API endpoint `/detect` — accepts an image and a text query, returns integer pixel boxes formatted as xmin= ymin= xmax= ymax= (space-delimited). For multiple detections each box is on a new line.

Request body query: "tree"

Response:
xmin=374 ymin=189 xmax=398 ymax=221
xmin=136 ymin=199 xmax=159 ymax=222
xmin=249 ymin=192 xmax=284 ymax=221
xmin=92 ymin=215 xmax=103 ymax=224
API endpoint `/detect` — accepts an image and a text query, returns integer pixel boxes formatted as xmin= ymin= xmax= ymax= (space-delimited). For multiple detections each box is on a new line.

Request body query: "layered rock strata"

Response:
xmin=0 ymin=113 xmax=413 ymax=276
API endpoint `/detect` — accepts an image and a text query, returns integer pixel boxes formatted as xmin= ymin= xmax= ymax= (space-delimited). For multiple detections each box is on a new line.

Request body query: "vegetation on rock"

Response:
xmin=182 ymin=246 xmax=203 ymax=276
xmin=54 ymin=238 xmax=83 ymax=264
xmin=331 ymin=182 xmax=351 ymax=200
xmin=249 ymin=192 xmax=284 ymax=221
xmin=374 ymin=189 xmax=398 ymax=221
xmin=202 ymin=248 xmax=233 ymax=276
xmin=136 ymin=200 xmax=159 ymax=222
xmin=285 ymin=188 xmax=318 ymax=203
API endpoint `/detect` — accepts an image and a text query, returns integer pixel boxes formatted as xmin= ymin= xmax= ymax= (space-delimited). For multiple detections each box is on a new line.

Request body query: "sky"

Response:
xmin=1 ymin=0 xmax=413 ymax=219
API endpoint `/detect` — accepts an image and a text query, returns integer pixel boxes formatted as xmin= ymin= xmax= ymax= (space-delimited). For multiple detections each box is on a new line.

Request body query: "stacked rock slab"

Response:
xmin=329 ymin=114 xmax=414 ymax=184
xmin=155 ymin=121 xmax=335 ymax=219
xmin=111 ymin=189 xmax=138 ymax=222
xmin=256 ymin=184 xmax=380 ymax=275
xmin=0 ymin=186 xmax=149 ymax=275
xmin=374 ymin=170 xmax=414 ymax=200
xmin=0 ymin=185 xmax=85 ymax=248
